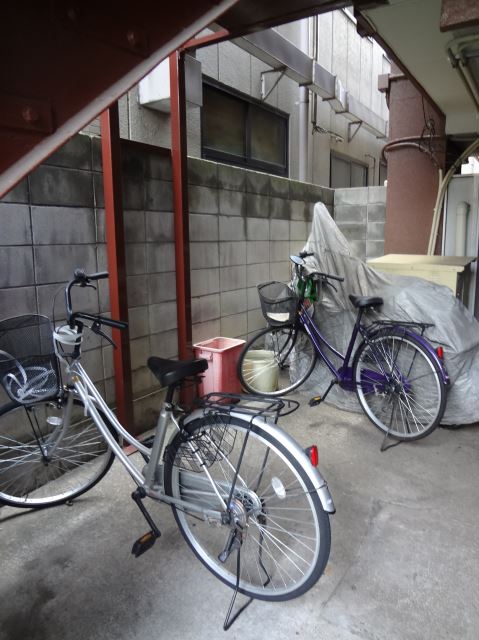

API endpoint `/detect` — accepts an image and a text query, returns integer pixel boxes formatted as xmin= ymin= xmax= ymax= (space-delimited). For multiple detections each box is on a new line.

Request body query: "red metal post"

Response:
xmin=169 ymin=50 xmax=193 ymax=362
xmin=100 ymin=103 xmax=135 ymax=433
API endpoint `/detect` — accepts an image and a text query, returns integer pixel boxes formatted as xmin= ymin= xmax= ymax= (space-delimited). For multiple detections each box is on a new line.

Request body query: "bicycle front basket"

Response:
xmin=257 ymin=281 xmax=298 ymax=326
xmin=0 ymin=315 xmax=60 ymax=404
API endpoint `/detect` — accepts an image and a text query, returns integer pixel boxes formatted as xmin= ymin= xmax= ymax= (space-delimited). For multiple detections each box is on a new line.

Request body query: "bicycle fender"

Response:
xmin=403 ymin=329 xmax=450 ymax=385
xmin=183 ymin=408 xmax=335 ymax=514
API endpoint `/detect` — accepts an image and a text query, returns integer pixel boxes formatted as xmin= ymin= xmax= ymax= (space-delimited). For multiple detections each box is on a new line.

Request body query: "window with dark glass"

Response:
xmin=201 ymin=80 xmax=288 ymax=176
xmin=330 ymin=152 xmax=368 ymax=188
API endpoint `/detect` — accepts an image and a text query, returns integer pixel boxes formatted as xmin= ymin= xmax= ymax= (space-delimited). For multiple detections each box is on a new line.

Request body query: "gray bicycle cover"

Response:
xmin=297 ymin=202 xmax=479 ymax=425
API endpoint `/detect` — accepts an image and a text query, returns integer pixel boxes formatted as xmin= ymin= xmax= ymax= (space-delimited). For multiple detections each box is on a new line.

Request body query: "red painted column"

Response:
xmin=169 ymin=50 xmax=193 ymax=361
xmin=384 ymin=77 xmax=446 ymax=254
xmin=100 ymin=103 xmax=135 ymax=433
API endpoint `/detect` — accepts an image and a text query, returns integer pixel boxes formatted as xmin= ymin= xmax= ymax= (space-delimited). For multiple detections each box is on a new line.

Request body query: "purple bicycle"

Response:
xmin=238 ymin=252 xmax=449 ymax=442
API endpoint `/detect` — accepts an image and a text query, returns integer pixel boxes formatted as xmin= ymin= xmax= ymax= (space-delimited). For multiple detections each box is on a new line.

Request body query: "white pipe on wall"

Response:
xmin=298 ymin=18 xmax=309 ymax=182
xmin=455 ymin=201 xmax=470 ymax=257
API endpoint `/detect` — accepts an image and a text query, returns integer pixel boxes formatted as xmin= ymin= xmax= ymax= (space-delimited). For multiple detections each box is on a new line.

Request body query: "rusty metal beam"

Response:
xmin=169 ymin=51 xmax=193 ymax=362
xmin=440 ymin=0 xmax=479 ymax=32
xmin=100 ymin=103 xmax=135 ymax=434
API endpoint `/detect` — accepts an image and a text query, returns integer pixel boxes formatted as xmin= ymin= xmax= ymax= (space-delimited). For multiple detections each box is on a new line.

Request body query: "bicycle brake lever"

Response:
xmin=91 ymin=321 xmax=117 ymax=349
xmin=323 ymin=279 xmax=338 ymax=293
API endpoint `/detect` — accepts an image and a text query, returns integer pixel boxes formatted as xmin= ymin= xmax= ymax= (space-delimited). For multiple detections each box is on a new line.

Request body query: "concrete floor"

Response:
xmin=1 ymin=392 xmax=478 ymax=640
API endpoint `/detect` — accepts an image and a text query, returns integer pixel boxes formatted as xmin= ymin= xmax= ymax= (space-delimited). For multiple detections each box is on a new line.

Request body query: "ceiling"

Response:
xmin=357 ymin=0 xmax=479 ymax=136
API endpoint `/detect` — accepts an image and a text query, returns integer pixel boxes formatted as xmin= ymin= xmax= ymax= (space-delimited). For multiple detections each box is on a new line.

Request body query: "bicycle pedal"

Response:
xmin=131 ymin=530 xmax=160 ymax=558
xmin=309 ymin=396 xmax=322 ymax=407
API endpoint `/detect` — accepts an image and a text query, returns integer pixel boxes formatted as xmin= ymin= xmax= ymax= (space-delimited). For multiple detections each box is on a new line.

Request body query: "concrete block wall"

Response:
xmin=333 ymin=186 xmax=386 ymax=260
xmin=187 ymin=157 xmax=334 ymax=343
xmin=0 ymin=135 xmax=175 ymax=428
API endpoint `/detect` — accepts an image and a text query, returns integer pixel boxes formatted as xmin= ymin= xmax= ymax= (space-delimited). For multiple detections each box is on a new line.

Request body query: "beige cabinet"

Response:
xmin=367 ymin=254 xmax=476 ymax=306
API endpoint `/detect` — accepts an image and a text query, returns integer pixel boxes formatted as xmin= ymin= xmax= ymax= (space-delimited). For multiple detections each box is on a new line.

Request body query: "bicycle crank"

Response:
xmin=131 ymin=487 xmax=161 ymax=558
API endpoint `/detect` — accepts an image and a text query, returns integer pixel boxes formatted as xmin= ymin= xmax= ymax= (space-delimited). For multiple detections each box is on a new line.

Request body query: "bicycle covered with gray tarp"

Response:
xmin=300 ymin=202 xmax=479 ymax=425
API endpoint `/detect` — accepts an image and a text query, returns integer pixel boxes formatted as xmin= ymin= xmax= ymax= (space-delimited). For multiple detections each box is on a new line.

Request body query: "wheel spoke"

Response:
xmin=165 ymin=417 xmax=329 ymax=599
xmin=0 ymin=399 xmax=113 ymax=506
xmin=355 ymin=333 xmax=444 ymax=441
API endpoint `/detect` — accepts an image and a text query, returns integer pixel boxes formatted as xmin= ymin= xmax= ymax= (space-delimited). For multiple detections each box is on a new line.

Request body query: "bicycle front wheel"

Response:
xmin=164 ymin=415 xmax=331 ymax=601
xmin=0 ymin=396 xmax=116 ymax=508
xmin=353 ymin=331 xmax=446 ymax=441
xmin=237 ymin=326 xmax=317 ymax=396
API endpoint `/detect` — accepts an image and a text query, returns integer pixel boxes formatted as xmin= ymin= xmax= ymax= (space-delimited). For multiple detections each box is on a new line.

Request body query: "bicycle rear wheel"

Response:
xmin=164 ymin=415 xmax=330 ymax=601
xmin=0 ymin=395 xmax=116 ymax=508
xmin=237 ymin=326 xmax=317 ymax=396
xmin=353 ymin=330 xmax=446 ymax=441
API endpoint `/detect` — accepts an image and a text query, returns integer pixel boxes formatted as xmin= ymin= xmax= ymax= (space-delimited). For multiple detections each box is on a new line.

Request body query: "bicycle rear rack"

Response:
xmin=197 ymin=392 xmax=300 ymax=424
xmin=366 ymin=320 xmax=434 ymax=338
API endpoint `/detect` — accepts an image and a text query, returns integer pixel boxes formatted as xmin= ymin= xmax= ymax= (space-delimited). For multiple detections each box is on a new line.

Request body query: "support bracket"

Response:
xmin=348 ymin=120 xmax=363 ymax=142
xmin=260 ymin=66 xmax=286 ymax=101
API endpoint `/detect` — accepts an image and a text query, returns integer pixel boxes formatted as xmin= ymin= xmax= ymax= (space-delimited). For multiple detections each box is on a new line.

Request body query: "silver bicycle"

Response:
xmin=0 ymin=269 xmax=334 ymax=605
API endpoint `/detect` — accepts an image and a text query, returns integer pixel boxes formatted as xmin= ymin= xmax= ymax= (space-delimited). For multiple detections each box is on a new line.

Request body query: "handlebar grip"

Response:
xmin=99 ymin=317 xmax=128 ymax=330
xmin=311 ymin=271 xmax=345 ymax=283
xmin=73 ymin=269 xmax=109 ymax=283
xmin=71 ymin=311 xmax=128 ymax=330
xmin=87 ymin=271 xmax=109 ymax=281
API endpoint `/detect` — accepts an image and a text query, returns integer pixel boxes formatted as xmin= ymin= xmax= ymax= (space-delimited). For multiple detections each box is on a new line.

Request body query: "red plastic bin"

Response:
xmin=193 ymin=337 xmax=245 ymax=396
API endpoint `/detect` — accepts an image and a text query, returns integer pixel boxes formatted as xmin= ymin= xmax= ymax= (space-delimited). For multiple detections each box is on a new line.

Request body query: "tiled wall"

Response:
xmin=0 ymin=134 xmax=336 ymax=429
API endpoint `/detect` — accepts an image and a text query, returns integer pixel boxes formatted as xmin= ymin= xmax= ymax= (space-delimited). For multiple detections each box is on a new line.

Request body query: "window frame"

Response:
xmin=201 ymin=77 xmax=289 ymax=177
xmin=330 ymin=151 xmax=369 ymax=188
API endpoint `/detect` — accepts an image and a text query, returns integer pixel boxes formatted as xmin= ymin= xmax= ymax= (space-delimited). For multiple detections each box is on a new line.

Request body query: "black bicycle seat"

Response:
xmin=349 ymin=294 xmax=383 ymax=309
xmin=147 ymin=357 xmax=208 ymax=387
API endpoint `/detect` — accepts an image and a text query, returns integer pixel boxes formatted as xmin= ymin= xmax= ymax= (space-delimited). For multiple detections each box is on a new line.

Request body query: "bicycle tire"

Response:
xmin=164 ymin=414 xmax=331 ymax=601
xmin=0 ymin=395 xmax=116 ymax=508
xmin=353 ymin=330 xmax=446 ymax=441
xmin=237 ymin=325 xmax=317 ymax=396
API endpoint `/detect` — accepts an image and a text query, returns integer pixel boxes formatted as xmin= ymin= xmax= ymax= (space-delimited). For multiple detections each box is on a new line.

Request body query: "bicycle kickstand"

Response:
xmin=309 ymin=378 xmax=337 ymax=407
xmin=131 ymin=487 xmax=162 ymax=558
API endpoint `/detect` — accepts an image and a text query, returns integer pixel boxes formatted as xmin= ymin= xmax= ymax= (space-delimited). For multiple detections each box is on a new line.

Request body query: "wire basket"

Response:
xmin=0 ymin=315 xmax=60 ymax=404
xmin=168 ymin=411 xmax=237 ymax=473
xmin=257 ymin=281 xmax=298 ymax=326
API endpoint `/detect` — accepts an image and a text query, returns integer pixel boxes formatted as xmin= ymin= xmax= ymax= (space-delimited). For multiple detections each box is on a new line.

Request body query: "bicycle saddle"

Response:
xmin=147 ymin=357 xmax=208 ymax=387
xmin=349 ymin=294 xmax=383 ymax=309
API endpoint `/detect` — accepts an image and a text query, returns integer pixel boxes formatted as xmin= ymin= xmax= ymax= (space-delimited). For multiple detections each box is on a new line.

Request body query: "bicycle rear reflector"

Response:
xmin=271 ymin=476 xmax=286 ymax=499
xmin=436 ymin=346 xmax=444 ymax=359
xmin=305 ymin=445 xmax=319 ymax=467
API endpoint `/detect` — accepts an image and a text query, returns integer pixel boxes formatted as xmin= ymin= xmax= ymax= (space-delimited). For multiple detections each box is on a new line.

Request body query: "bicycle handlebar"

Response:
xmin=290 ymin=255 xmax=344 ymax=284
xmin=311 ymin=271 xmax=345 ymax=283
xmin=65 ymin=269 xmax=128 ymax=330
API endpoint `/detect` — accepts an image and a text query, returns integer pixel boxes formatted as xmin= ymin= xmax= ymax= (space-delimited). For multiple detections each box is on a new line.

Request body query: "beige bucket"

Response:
xmin=243 ymin=350 xmax=279 ymax=392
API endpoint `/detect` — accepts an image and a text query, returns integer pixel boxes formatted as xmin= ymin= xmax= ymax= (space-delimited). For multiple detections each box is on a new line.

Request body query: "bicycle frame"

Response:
xmin=63 ymin=359 xmax=335 ymax=518
xmin=66 ymin=361 xmax=225 ymax=521
xmin=297 ymin=302 xmax=450 ymax=390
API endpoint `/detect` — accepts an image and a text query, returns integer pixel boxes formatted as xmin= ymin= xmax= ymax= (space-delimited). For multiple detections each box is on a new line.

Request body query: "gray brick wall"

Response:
xmin=187 ymin=156 xmax=334 ymax=343
xmin=334 ymin=186 xmax=386 ymax=260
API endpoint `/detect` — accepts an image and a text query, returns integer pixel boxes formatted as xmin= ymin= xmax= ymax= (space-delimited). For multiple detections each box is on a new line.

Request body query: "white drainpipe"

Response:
xmin=298 ymin=18 xmax=309 ymax=182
